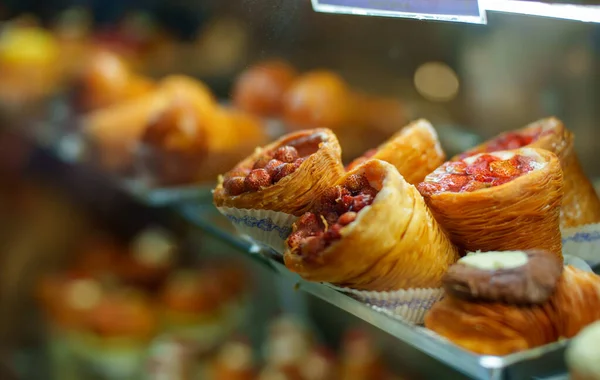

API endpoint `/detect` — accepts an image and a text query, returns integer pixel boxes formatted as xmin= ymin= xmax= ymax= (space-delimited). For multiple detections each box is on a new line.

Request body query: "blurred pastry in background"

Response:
xmin=281 ymin=70 xmax=408 ymax=160
xmin=73 ymin=228 xmax=176 ymax=289
xmin=136 ymin=98 xmax=209 ymax=186
xmin=283 ymin=70 xmax=354 ymax=132
xmin=82 ymin=88 xmax=170 ymax=173
xmin=158 ymin=268 xmax=234 ymax=353
xmin=211 ymin=339 xmax=256 ymax=380
xmin=300 ymin=346 xmax=338 ymax=380
xmin=566 ymin=320 xmax=600 ymax=380
xmin=233 ymin=60 xmax=298 ymax=117
xmin=77 ymin=286 xmax=158 ymax=379
xmin=339 ymin=329 xmax=388 ymax=380
xmin=347 ymin=119 xmax=445 ymax=185
xmin=0 ymin=23 xmax=61 ymax=108
xmin=117 ymin=227 xmax=177 ymax=288
xmin=75 ymin=49 xmax=155 ymax=112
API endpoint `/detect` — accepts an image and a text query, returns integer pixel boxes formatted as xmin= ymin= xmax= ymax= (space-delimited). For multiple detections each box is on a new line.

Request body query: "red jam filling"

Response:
xmin=287 ymin=174 xmax=378 ymax=258
xmin=459 ymin=126 xmax=543 ymax=159
xmin=417 ymin=154 xmax=536 ymax=195
xmin=223 ymin=134 xmax=324 ymax=195
xmin=346 ymin=148 xmax=377 ymax=171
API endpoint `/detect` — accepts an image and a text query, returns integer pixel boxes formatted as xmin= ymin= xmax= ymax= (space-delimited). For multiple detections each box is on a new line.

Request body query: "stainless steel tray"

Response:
xmin=178 ymin=203 xmax=571 ymax=380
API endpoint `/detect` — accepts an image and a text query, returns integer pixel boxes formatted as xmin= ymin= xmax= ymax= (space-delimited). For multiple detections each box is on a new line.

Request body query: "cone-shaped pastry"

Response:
xmin=455 ymin=117 xmax=600 ymax=229
xmin=284 ymin=159 xmax=459 ymax=291
xmin=425 ymin=261 xmax=600 ymax=356
xmin=347 ymin=119 xmax=445 ymax=184
xmin=418 ymin=148 xmax=564 ymax=259
xmin=213 ymin=129 xmax=345 ymax=216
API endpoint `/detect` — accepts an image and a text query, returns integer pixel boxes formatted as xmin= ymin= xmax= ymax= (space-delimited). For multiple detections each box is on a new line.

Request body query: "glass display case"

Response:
xmin=1 ymin=1 xmax=600 ymax=379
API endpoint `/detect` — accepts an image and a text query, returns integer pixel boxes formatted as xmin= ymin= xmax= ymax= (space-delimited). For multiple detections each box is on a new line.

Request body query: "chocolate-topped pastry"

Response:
xmin=443 ymin=250 xmax=563 ymax=305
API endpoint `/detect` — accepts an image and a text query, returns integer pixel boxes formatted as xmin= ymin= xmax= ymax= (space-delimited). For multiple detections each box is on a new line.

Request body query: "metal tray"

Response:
xmin=177 ymin=203 xmax=572 ymax=380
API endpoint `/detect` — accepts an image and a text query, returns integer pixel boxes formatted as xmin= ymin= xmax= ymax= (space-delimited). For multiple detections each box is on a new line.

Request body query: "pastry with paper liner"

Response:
xmin=566 ymin=321 xmax=600 ymax=380
xmin=425 ymin=264 xmax=600 ymax=356
xmin=233 ymin=59 xmax=298 ymax=117
xmin=455 ymin=117 xmax=600 ymax=229
xmin=213 ymin=128 xmax=344 ymax=215
xmin=418 ymin=148 xmax=564 ymax=259
xmin=347 ymin=119 xmax=445 ymax=185
xmin=285 ymin=159 xmax=459 ymax=291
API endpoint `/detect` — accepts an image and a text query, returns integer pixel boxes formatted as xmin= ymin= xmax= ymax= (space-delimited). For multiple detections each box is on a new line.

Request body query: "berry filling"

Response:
xmin=287 ymin=174 xmax=378 ymax=258
xmin=458 ymin=126 xmax=544 ymax=159
xmin=418 ymin=154 xmax=537 ymax=195
xmin=223 ymin=134 xmax=324 ymax=195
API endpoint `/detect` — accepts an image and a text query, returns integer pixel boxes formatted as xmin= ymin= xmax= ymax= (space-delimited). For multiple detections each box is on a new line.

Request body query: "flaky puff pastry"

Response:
xmin=455 ymin=117 xmax=600 ymax=229
xmin=418 ymin=148 xmax=564 ymax=259
xmin=347 ymin=119 xmax=445 ymax=185
xmin=284 ymin=159 xmax=459 ymax=291
xmin=213 ymin=129 xmax=344 ymax=215
xmin=425 ymin=266 xmax=600 ymax=356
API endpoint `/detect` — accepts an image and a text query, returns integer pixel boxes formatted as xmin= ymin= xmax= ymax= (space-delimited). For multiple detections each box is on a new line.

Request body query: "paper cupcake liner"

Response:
xmin=216 ymin=207 xmax=297 ymax=255
xmin=562 ymin=223 xmax=600 ymax=267
xmin=563 ymin=254 xmax=593 ymax=272
xmin=325 ymin=283 xmax=444 ymax=325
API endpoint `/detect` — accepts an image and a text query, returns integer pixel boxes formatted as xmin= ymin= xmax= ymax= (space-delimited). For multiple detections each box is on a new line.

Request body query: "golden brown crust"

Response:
xmin=455 ymin=117 xmax=600 ymax=229
xmin=284 ymin=159 xmax=459 ymax=291
xmin=347 ymin=119 xmax=445 ymax=185
xmin=213 ymin=129 xmax=345 ymax=216
xmin=419 ymin=148 xmax=564 ymax=259
xmin=425 ymin=266 xmax=600 ymax=356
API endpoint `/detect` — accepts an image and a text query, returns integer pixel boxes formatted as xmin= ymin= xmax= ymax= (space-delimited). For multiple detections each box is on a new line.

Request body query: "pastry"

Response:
xmin=135 ymin=98 xmax=209 ymax=186
xmin=76 ymin=286 xmax=158 ymax=379
xmin=443 ymin=250 xmax=563 ymax=304
xmin=425 ymin=260 xmax=600 ymax=356
xmin=213 ymin=128 xmax=345 ymax=216
xmin=83 ymin=75 xmax=219 ymax=174
xmin=566 ymin=321 xmax=600 ymax=380
xmin=284 ymin=159 xmax=459 ymax=291
xmin=455 ymin=117 xmax=600 ymax=229
xmin=282 ymin=70 xmax=354 ymax=131
xmin=339 ymin=329 xmax=388 ymax=380
xmin=76 ymin=49 xmax=155 ymax=112
xmin=233 ymin=59 xmax=298 ymax=117
xmin=347 ymin=119 xmax=445 ymax=185
xmin=418 ymin=148 xmax=564 ymax=258
xmin=211 ymin=339 xmax=256 ymax=380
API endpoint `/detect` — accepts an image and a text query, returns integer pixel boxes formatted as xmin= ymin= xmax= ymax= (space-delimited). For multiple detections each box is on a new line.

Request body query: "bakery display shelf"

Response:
xmin=21 ymin=108 xmax=215 ymax=207
xmin=177 ymin=202 xmax=570 ymax=380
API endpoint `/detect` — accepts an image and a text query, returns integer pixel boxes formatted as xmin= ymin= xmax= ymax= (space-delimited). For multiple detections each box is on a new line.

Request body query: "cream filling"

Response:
xmin=460 ymin=251 xmax=528 ymax=270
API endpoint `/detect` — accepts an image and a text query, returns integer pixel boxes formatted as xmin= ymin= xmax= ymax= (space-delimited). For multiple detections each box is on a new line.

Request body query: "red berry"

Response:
xmin=273 ymin=145 xmax=299 ymax=163
xmin=264 ymin=159 xmax=284 ymax=177
xmin=253 ymin=156 xmax=271 ymax=170
xmin=272 ymin=163 xmax=296 ymax=183
xmin=223 ymin=176 xmax=246 ymax=195
xmin=244 ymin=169 xmax=271 ymax=192
xmin=344 ymin=174 xmax=369 ymax=194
